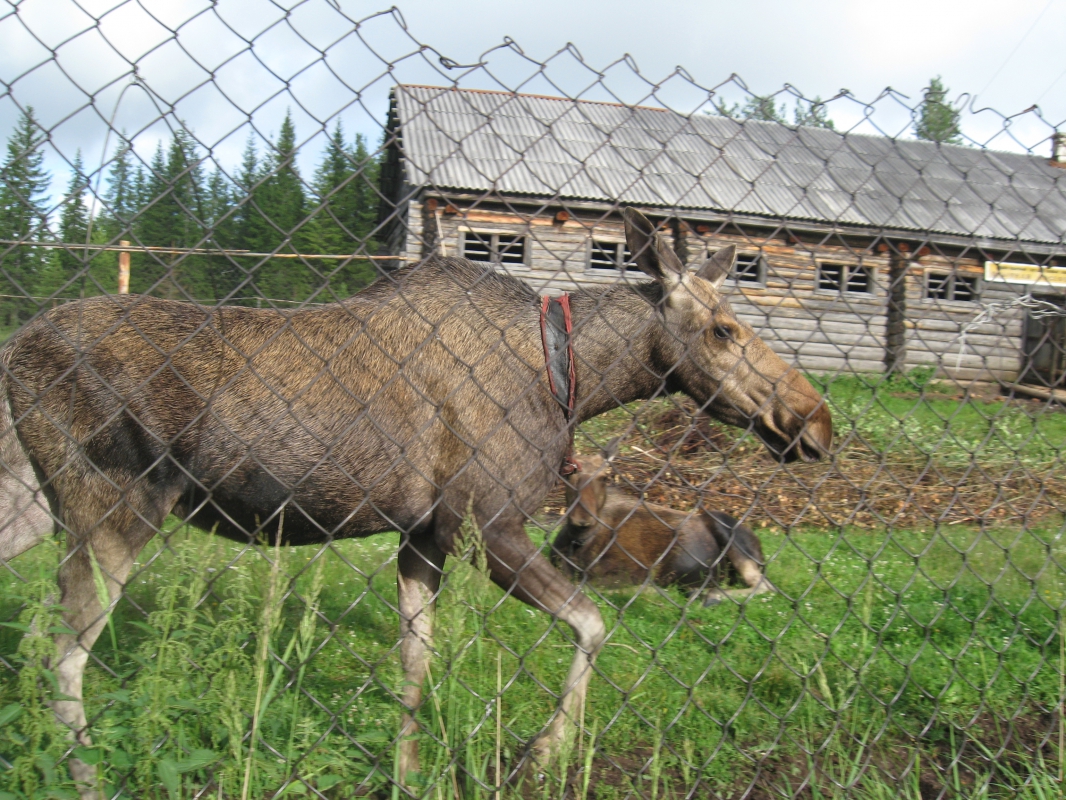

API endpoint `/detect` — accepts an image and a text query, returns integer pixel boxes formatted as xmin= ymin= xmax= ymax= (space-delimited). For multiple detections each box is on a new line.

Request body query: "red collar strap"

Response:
xmin=540 ymin=293 xmax=579 ymax=476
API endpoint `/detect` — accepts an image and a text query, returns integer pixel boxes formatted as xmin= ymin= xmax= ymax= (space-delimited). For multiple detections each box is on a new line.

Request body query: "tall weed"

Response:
xmin=0 ymin=541 xmax=77 ymax=799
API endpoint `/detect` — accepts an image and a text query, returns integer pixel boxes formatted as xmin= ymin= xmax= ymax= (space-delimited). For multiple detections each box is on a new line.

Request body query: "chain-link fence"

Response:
xmin=2 ymin=4 xmax=1066 ymax=799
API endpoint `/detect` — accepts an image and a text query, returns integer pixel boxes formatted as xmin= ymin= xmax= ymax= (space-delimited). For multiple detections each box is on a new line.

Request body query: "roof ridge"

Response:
xmin=395 ymin=84 xmax=1051 ymax=160
xmin=396 ymin=83 xmax=671 ymax=113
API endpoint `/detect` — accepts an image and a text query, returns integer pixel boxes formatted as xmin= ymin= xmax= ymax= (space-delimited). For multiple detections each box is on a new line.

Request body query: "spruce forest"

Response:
xmin=0 ymin=108 xmax=383 ymax=332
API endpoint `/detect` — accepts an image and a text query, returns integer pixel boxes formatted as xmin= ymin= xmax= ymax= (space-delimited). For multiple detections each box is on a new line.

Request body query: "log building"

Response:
xmin=380 ymin=84 xmax=1066 ymax=387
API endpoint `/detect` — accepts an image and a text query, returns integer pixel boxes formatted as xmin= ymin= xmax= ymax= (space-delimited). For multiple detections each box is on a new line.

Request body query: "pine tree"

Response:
xmin=203 ymin=166 xmax=244 ymax=301
xmin=132 ymin=160 xmax=149 ymax=220
xmin=233 ymin=134 xmax=259 ymax=248
xmin=166 ymin=130 xmax=210 ymax=300
xmin=42 ymin=150 xmax=90 ymax=296
xmin=309 ymin=122 xmax=356 ymax=255
xmin=204 ymin=168 xmax=235 ymax=243
xmin=915 ymin=77 xmax=962 ymax=144
xmin=99 ymin=136 xmax=138 ymax=240
xmin=0 ymin=107 xmax=51 ymax=327
xmin=307 ymin=124 xmax=379 ymax=295
xmin=225 ymin=135 xmax=263 ymax=305
xmin=350 ymin=133 xmax=381 ymax=246
xmin=132 ymin=131 xmax=209 ymax=298
xmin=131 ymin=142 xmax=172 ymax=294
xmin=345 ymin=132 xmax=381 ymax=291
xmin=715 ymin=95 xmax=788 ymax=124
xmin=794 ymin=97 xmax=836 ymax=130
xmin=82 ymin=136 xmax=139 ymax=296
xmin=249 ymin=111 xmax=311 ymax=302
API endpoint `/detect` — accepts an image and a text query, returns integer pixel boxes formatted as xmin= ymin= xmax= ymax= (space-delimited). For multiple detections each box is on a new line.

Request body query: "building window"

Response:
xmin=847 ymin=267 xmax=870 ymax=293
xmin=462 ymin=232 xmax=493 ymax=262
xmin=925 ymin=270 xmax=978 ymax=302
xmin=818 ymin=263 xmax=872 ymax=294
xmin=732 ymin=253 xmax=765 ymax=284
xmin=589 ymin=240 xmax=631 ymax=271
xmin=462 ymin=232 xmax=527 ymax=266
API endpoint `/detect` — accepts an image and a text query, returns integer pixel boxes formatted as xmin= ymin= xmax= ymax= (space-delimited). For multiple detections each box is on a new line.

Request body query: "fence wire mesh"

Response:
xmin=2 ymin=3 xmax=1066 ymax=799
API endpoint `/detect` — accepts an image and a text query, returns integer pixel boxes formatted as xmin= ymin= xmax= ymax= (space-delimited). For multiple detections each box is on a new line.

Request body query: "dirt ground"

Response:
xmin=543 ymin=397 xmax=1066 ymax=535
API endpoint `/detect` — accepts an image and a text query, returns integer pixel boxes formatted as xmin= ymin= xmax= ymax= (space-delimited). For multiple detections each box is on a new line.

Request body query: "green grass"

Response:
xmin=2 ymin=373 xmax=1065 ymax=798
xmin=2 ymin=517 xmax=1064 ymax=798
xmin=815 ymin=372 xmax=1066 ymax=470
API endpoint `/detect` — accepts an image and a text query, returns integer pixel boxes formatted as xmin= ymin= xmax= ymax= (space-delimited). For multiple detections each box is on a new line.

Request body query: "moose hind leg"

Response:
xmin=52 ymin=492 xmax=171 ymax=799
xmin=484 ymin=524 xmax=605 ymax=769
xmin=0 ymin=434 xmax=55 ymax=564
xmin=396 ymin=531 xmax=446 ymax=787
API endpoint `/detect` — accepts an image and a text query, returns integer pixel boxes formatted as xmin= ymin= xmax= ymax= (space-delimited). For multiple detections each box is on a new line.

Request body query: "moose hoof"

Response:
xmin=528 ymin=734 xmax=554 ymax=769
xmin=69 ymin=757 xmax=104 ymax=800
xmin=702 ymin=592 xmax=724 ymax=607
xmin=503 ymin=739 xmax=548 ymax=790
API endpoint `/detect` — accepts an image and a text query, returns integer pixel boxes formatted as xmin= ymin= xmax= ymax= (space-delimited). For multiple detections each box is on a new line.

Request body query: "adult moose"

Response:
xmin=0 ymin=208 xmax=831 ymax=797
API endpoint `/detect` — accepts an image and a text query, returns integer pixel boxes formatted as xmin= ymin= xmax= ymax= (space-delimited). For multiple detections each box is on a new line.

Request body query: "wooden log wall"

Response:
xmin=902 ymin=254 xmax=1025 ymax=383
xmin=406 ymin=202 xmax=1035 ymax=384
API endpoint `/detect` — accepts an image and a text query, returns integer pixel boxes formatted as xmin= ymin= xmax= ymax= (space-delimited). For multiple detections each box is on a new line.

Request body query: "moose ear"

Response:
xmin=623 ymin=208 xmax=685 ymax=289
xmin=696 ymin=245 xmax=737 ymax=290
xmin=602 ymin=436 xmax=622 ymax=462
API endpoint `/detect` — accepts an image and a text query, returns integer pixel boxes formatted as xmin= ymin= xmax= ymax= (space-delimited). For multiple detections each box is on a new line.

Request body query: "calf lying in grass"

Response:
xmin=550 ymin=443 xmax=774 ymax=605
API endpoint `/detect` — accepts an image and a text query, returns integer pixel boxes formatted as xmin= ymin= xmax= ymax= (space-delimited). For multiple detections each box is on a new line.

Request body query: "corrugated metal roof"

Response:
xmin=392 ymin=85 xmax=1066 ymax=245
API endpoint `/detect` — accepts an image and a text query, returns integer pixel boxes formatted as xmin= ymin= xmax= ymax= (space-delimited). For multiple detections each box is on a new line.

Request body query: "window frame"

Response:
xmin=460 ymin=229 xmax=529 ymax=268
xmin=586 ymin=239 xmax=632 ymax=273
xmin=923 ymin=269 xmax=980 ymax=304
xmin=726 ymin=252 xmax=767 ymax=286
xmin=816 ymin=262 xmax=876 ymax=296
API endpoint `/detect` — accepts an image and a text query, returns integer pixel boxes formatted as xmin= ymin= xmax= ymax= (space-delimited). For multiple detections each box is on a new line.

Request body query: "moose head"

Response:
xmin=563 ymin=438 xmax=620 ymax=528
xmin=622 ymin=208 xmax=833 ymax=463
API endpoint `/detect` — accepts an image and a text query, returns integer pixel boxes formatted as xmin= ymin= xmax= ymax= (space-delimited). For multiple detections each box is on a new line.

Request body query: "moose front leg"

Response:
xmin=702 ymin=575 xmax=776 ymax=605
xmin=701 ymin=556 xmax=776 ymax=605
xmin=485 ymin=528 xmax=605 ymax=771
xmin=395 ymin=531 xmax=446 ymax=787
xmin=703 ymin=513 xmax=775 ymax=606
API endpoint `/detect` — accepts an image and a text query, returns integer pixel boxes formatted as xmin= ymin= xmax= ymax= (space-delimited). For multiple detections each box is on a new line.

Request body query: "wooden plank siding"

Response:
xmin=397 ymin=202 xmax=1041 ymax=384
xmin=904 ymin=259 xmax=1025 ymax=383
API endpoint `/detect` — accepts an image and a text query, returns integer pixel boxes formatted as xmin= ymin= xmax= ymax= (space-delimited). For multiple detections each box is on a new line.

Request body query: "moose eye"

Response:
xmin=713 ymin=325 xmax=732 ymax=340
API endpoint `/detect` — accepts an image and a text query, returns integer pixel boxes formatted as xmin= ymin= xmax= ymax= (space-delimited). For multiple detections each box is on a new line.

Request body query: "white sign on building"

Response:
xmin=985 ymin=261 xmax=1066 ymax=287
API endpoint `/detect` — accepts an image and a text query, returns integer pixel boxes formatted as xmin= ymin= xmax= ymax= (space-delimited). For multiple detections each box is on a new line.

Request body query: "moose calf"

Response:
xmin=551 ymin=443 xmax=774 ymax=605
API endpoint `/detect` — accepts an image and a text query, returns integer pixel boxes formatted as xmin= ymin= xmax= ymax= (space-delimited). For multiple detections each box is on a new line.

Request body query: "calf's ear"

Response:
xmin=623 ymin=208 xmax=684 ymax=290
xmin=602 ymin=436 xmax=622 ymax=462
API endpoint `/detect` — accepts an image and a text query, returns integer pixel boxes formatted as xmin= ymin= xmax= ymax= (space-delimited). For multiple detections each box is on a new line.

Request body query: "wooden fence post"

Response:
xmin=118 ymin=241 xmax=130 ymax=294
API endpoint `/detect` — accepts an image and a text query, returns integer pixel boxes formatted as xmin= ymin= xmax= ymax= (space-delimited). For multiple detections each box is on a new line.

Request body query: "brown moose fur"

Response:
xmin=551 ymin=447 xmax=774 ymax=604
xmin=0 ymin=208 xmax=831 ymax=797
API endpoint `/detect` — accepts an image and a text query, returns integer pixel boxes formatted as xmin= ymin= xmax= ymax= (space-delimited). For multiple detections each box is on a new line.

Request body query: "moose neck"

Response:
xmin=567 ymin=284 xmax=673 ymax=423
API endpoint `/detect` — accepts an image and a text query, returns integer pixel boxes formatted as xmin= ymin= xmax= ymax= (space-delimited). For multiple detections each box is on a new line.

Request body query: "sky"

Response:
xmin=1 ymin=0 xmax=1065 ymax=208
